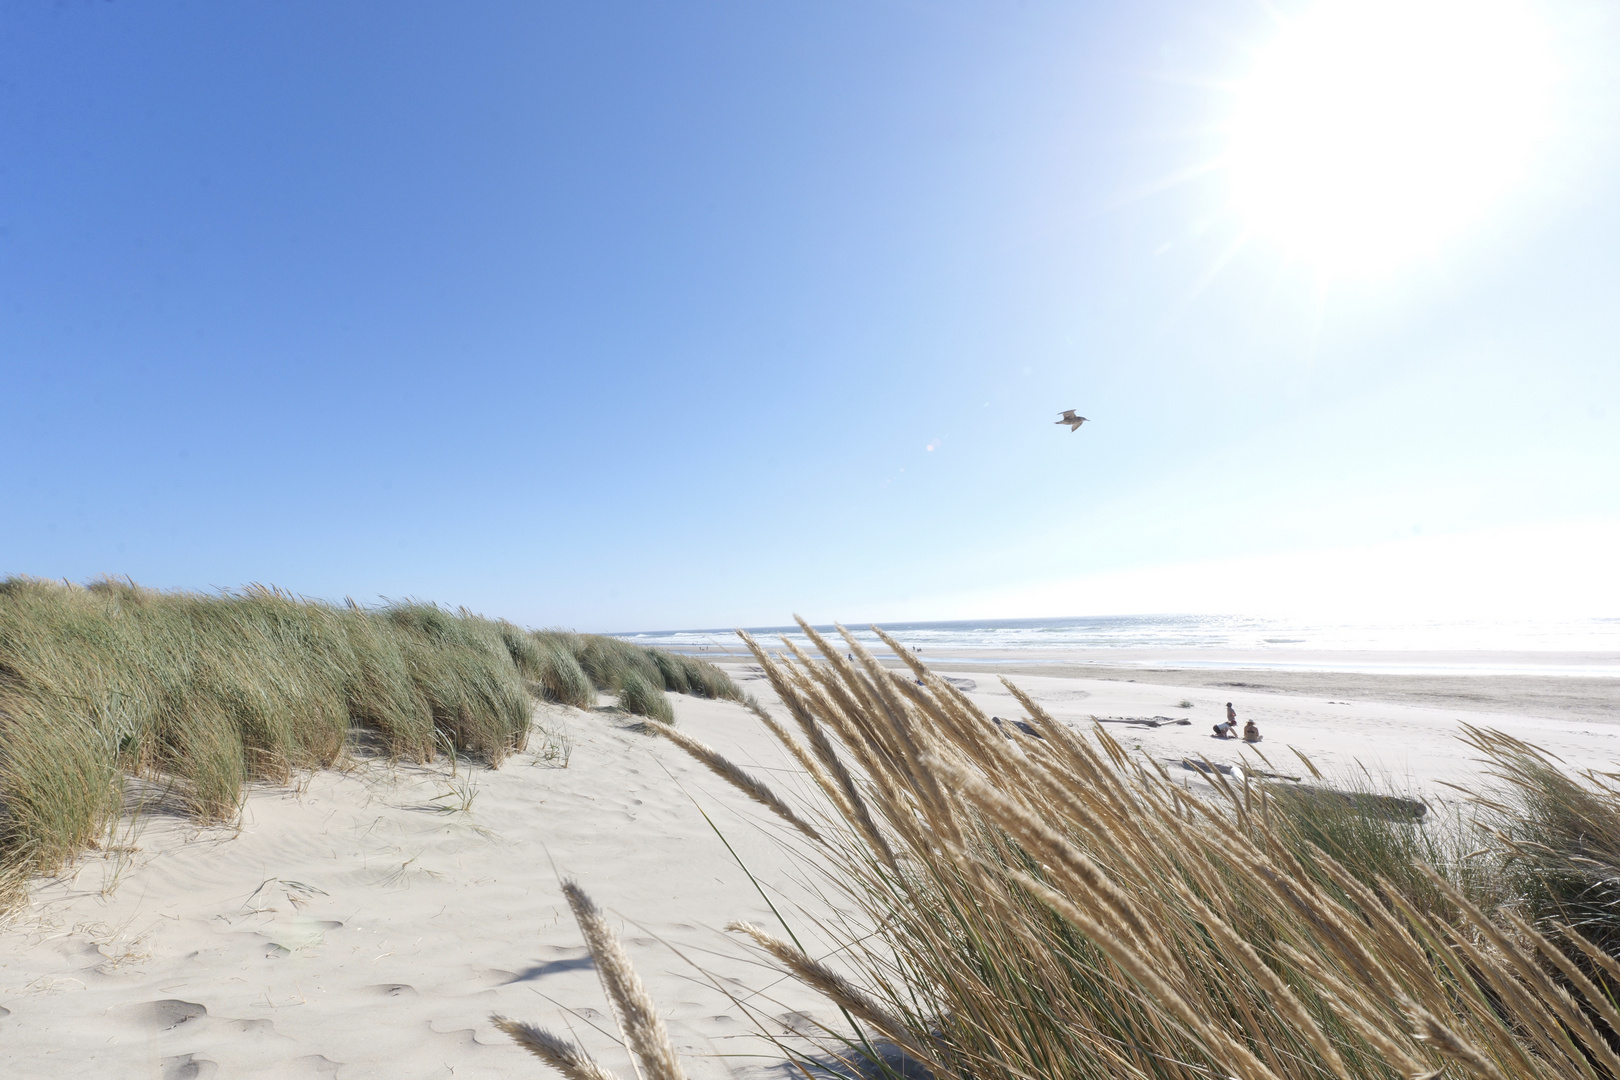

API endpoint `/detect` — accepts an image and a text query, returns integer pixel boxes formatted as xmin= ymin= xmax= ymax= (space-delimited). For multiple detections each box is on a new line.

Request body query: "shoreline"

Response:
xmin=676 ymin=642 xmax=1620 ymax=674
xmin=690 ymin=646 xmax=1620 ymax=721
xmin=915 ymin=662 xmax=1619 ymax=722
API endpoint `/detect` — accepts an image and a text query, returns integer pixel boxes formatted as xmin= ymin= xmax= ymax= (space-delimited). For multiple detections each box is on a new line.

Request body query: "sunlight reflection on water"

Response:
xmin=616 ymin=615 xmax=1620 ymax=677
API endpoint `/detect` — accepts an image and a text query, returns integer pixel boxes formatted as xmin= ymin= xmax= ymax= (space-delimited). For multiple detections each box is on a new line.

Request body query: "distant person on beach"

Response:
xmin=1243 ymin=719 xmax=1261 ymax=743
xmin=1213 ymin=719 xmax=1236 ymax=738
xmin=1226 ymin=702 xmax=1236 ymax=725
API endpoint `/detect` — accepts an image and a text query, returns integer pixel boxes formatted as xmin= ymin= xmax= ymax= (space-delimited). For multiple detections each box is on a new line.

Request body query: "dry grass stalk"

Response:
xmin=1174 ymin=885 xmax=1350 ymax=1080
xmin=1554 ymin=920 xmax=1620 ymax=989
xmin=1412 ymin=1010 xmax=1510 ymax=1080
xmin=643 ymin=720 xmax=823 ymax=842
xmin=737 ymin=632 xmax=898 ymax=871
xmin=562 ymin=881 xmax=688 ymax=1080
xmin=921 ymin=753 xmax=1167 ymax=962
xmin=1273 ymin=947 xmax=1432 ymax=1079
xmin=727 ymin=920 xmax=938 ymax=1069
xmin=740 ymin=696 xmax=851 ymax=819
xmin=1004 ymin=869 xmax=1282 ymax=1080
xmin=781 ymin=635 xmax=909 ymax=781
xmin=491 ymin=1015 xmax=625 ymax=1080
xmin=1416 ymin=866 xmax=1620 ymax=1078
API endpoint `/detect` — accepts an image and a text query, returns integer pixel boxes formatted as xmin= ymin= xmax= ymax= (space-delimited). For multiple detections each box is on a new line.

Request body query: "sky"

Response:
xmin=2 ymin=0 xmax=1617 ymax=631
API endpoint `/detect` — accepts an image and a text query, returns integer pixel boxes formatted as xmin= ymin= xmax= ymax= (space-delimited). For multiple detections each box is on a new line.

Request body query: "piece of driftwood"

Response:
xmin=1180 ymin=758 xmax=1238 ymax=777
xmin=1175 ymin=760 xmax=1303 ymax=783
xmin=1270 ymin=785 xmax=1429 ymax=822
xmin=1097 ymin=716 xmax=1193 ymax=728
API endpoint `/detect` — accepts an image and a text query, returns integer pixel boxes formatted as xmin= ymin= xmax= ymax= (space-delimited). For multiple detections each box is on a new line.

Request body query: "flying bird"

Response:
xmin=1056 ymin=410 xmax=1089 ymax=432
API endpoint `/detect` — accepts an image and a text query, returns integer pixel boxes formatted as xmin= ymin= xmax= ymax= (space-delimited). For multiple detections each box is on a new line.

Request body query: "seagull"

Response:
xmin=1056 ymin=410 xmax=1089 ymax=432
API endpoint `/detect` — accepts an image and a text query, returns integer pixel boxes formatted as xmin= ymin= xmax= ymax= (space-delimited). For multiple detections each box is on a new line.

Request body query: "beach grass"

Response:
xmin=1462 ymin=726 xmax=1620 ymax=955
xmin=613 ymin=618 xmax=1620 ymax=1080
xmin=496 ymin=880 xmax=688 ymax=1080
xmin=556 ymin=632 xmax=739 ymax=704
xmin=541 ymin=629 xmax=738 ymax=721
xmin=0 ymin=576 xmax=736 ymax=894
xmin=528 ymin=636 xmax=597 ymax=710
xmin=616 ymin=669 xmax=676 ymax=723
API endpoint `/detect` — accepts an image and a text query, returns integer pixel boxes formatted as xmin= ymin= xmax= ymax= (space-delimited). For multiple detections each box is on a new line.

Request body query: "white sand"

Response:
xmin=2 ymin=655 xmax=1617 ymax=1077
xmin=0 ymin=697 xmax=834 ymax=1080
xmin=904 ymin=664 xmax=1620 ymax=790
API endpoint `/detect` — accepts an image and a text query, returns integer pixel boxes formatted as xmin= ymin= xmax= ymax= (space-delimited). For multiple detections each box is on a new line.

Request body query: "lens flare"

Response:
xmin=1227 ymin=0 xmax=1560 ymax=274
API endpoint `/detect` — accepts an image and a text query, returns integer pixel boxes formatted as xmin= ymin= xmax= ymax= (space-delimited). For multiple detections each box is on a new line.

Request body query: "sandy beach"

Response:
xmin=0 ymin=692 xmax=838 ymax=1080
xmin=884 ymin=651 xmax=1620 ymax=723
xmin=2 ymin=649 xmax=1617 ymax=1077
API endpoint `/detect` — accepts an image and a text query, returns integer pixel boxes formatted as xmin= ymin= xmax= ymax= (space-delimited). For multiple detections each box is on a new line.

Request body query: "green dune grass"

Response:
xmin=0 ymin=577 xmax=736 ymax=892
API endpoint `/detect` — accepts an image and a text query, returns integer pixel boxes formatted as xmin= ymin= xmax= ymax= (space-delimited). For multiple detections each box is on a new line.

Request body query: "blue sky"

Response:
xmin=3 ymin=0 xmax=1617 ymax=631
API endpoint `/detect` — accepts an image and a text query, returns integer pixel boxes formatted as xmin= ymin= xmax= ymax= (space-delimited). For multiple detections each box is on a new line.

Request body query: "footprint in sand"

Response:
xmin=223 ymin=1017 xmax=276 ymax=1033
xmin=247 ymin=919 xmax=345 ymax=956
xmin=123 ymin=998 xmax=208 ymax=1031
xmin=161 ymin=1052 xmax=218 ymax=1079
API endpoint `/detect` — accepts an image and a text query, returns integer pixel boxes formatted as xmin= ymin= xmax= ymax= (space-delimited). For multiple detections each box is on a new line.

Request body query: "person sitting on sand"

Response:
xmin=1243 ymin=719 xmax=1261 ymax=743
xmin=1212 ymin=719 xmax=1236 ymax=739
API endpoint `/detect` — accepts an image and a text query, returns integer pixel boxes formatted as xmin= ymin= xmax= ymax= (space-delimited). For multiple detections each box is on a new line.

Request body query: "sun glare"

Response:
xmin=1228 ymin=0 xmax=1560 ymax=274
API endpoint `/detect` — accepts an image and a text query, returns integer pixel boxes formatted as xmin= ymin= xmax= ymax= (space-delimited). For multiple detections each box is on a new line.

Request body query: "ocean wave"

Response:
xmin=616 ymin=614 xmax=1620 ymax=662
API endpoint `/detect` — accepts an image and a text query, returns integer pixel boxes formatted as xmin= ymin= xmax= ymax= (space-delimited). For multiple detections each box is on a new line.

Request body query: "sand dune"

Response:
xmin=2 ymin=658 xmax=1617 ymax=1077
xmin=0 ymin=697 xmax=833 ymax=1079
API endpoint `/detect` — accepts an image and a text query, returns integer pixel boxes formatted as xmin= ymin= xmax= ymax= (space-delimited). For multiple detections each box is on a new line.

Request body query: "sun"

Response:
xmin=1226 ymin=0 xmax=1560 ymax=275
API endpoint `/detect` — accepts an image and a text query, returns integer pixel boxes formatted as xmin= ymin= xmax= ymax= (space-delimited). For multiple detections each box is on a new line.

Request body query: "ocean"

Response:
xmin=614 ymin=615 xmax=1620 ymax=677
